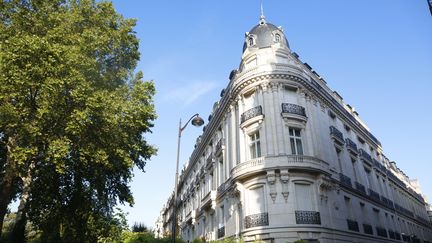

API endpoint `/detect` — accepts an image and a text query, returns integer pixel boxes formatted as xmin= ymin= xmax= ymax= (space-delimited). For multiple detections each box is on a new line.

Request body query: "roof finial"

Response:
xmin=260 ymin=0 xmax=264 ymax=17
xmin=260 ymin=0 xmax=266 ymax=24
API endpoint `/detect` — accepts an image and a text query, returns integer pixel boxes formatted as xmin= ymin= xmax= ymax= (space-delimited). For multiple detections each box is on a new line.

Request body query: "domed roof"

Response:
xmin=242 ymin=16 xmax=289 ymax=53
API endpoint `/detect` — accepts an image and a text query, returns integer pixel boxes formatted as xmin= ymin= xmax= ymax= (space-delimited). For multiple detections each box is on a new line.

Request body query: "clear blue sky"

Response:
xmin=109 ymin=0 xmax=432 ymax=228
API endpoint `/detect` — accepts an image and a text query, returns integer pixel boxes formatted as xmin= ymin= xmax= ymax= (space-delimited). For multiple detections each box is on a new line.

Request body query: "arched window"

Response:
xmin=275 ymin=33 xmax=281 ymax=43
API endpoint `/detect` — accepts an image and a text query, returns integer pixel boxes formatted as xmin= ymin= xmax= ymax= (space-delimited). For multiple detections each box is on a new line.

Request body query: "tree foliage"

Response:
xmin=132 ymin=222 xmax=148 ymax=233
xmin=0 ymin=0 xmax=156 ymax=241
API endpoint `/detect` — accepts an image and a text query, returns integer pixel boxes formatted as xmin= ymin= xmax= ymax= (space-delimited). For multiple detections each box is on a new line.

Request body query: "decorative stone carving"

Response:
xmin=317 ymin=174 xmax=333 ymax=203
xmin=266 ymin=171 xmax=277 ymax=202
xmin=260 ymin=82 xmax=271 ymax=92
xmin=280 ymin=169 xmax=289 ymax=202
xmin=227 ymin=184 xmax=240 ymax=199
xmin=270 ymin=82 xmax=279 ymax=93
xmin=312 ymin=97 xmax=318 ymax=106
xmin=320 ymin=101 xmax=327 ymax=112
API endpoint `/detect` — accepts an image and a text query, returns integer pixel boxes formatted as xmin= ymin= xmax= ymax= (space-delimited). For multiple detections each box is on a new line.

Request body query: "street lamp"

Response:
xmin=172 ymin=113 xmax=204 ymax=242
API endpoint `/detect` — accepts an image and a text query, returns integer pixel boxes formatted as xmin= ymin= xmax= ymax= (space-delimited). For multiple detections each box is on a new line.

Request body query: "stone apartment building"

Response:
xmin=156 ymin=15 xmax=432 ymax=243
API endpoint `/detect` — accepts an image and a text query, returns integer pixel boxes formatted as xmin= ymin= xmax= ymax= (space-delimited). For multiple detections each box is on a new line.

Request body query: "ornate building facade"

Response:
xmin=158 ymin=15 xmax=432 ymax=243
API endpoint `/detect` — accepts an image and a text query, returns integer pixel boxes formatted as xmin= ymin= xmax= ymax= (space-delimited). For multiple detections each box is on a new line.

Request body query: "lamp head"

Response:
xmin=191 ymin=115 xmax=204 ymax=127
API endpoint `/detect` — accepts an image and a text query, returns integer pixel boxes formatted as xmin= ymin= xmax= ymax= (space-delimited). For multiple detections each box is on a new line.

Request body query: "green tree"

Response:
xmin=0 ymin=0 xmax=156 ymax=241
xmin=132 ymin=222 xmax=148 ymax=233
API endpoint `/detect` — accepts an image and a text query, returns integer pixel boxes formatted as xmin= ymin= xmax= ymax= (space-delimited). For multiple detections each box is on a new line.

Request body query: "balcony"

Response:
xmin=231 ymin=155 xmax=329 ymax=180
xmin=217 ymin=180 xmax=229 ymax=195
xmin=355 ymin=182 xmax=366 ymax=195
xmin=347 ymin=219 xmax=359 ymax=232
xmin=244 ymin=212 xmax=269 ymax=228
xmin=295 ymin=211 xmax=321 ymax=225
xmin=388 ymin=230 xmax=395 ymax=239
xmin=381 ymin=196 xmax=394 ymax=209
xmin=206 ymin=154 xmax=214 ymax=169
xmin=201 ymin=190 xmax=216 ymax=211
xmin=339 ymin=173 xmax=352 ymax=188
xmin=363 ymin=224 xmax=373 ymax=235
xmin=281 ymin=103 xmax=307 ymax=122
xmin=376 ymin=227 xmax=388 ymax=238
xmin=330 ymin=126 xmax=344 ymax=145
xmin=359 ymin=149 xmax=372 ymax=166
xmin=395 ymin=203 xmax=414 ymax=218
xmin=240 ymin=106 xmax=263 ymax=124
xmin=217 ymin=226 xmax=225 ymax=238
xmin=368 ymin=188 xmax=381 ymax=202
xmin=394 ymin=232 xmax=401 ymax=241
xmin=345 ymin=138 xmax=358 ymax=155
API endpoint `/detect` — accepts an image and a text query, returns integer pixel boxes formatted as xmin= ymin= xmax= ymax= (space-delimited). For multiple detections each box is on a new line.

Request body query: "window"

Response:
xmin=218 ymin=159 xmax=224 ymax=185
xmin=275 ymin=33 xmax=281 ymax=43
xmin=249 ymin=131 xmax=261 ymax=159
xmin=295 ymin=183 xmax=313 ymax=210
xmin=351 ymin=158 xmax=358 ymax=182
xmin=247 ymin=186 xmax=265 ymax=215
xmin=336 ymin=147 xmax=343 ymax=173
xmin=220 ymin=205 xmax=225 ymax=227
xmin=289 ymin=128 xmax=303 ymax=155
xmin=345 ymin=196 xmax=354 ymax=219
xmin=364 ymin=167 xmax=372 ymax=188
xmin=248 ymin=37 xmax=254 ymax=46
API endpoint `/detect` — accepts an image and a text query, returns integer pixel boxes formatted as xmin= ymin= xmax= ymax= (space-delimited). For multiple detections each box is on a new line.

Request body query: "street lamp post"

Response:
xmin=172 ymin=113 xmax=204 ymax=243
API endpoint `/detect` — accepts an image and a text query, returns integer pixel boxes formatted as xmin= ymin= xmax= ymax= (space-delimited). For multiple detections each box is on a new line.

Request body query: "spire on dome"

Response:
xmin=260 ymin=0 xmax=266 ymax=25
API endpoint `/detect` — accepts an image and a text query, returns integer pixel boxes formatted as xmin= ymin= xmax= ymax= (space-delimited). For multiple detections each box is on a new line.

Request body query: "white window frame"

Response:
xmin=289 ymin=127 xmax=303 ymax=155
xmin=249 ymin=131 xmax=261 ymax=159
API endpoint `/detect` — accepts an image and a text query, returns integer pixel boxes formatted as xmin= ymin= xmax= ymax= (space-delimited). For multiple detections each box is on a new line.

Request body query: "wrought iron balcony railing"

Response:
xmin=368 ymin=188 xmax=381 ymax=202
xmin=347 ymin=219 xmax=359 ymax=232
xmin=217 ymin=226 xmax=225 ymax=238
xmin=359 ymin=149 xmax=372 ymax=165
xmin=240 ymin=106 xmax=263 ymax=124
xmin=380 ymin=196 xmax=394 ymax=209
xmin=395 ymin=203 xmax=414 ymax=218
xmin=281 ymin=103 xmax=306 ymax=117
xmin=376 ymin=227 xmax=388 ymax=238
xmin=330 ymin=126 xmax=344 ymax=143
xmin=355 ymin=182 xmax=366 ymax=194
xmin=394 ymin=232 xmax=401 ymax=241
xmin=345 ymin=138 xmax=358 ymax=154
xmin=363 ymin=223 xmax=373 ymax=235
xmin=244 ymin=212 xmax=269 ymax=228
xmin=339 ymin=173 xmax=352 ymax=188
xmin=388 ymin=230 xmax=396 ymax=240
xmin=295 ymin=211 xmax=321 ymax=225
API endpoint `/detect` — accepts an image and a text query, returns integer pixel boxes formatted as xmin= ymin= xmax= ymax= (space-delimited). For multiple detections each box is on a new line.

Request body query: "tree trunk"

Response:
xmin=0 ymin=136 xmax=18 ymax=237
xmin=0 ymin=177 xmax=14 ymax=237
xmin=9 ymin=160 xmax=35 ymax=243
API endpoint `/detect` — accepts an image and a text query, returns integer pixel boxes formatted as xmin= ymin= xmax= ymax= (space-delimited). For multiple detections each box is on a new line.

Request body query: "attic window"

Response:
xmin=275 ymin=33 xmax=281 ymax=43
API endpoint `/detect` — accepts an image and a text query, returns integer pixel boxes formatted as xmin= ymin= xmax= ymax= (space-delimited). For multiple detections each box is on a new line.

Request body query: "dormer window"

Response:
xmin=275 ymin=33 xmax=281 ymax=43
xmin=248 ymin=37 xmax=254 ymax=46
